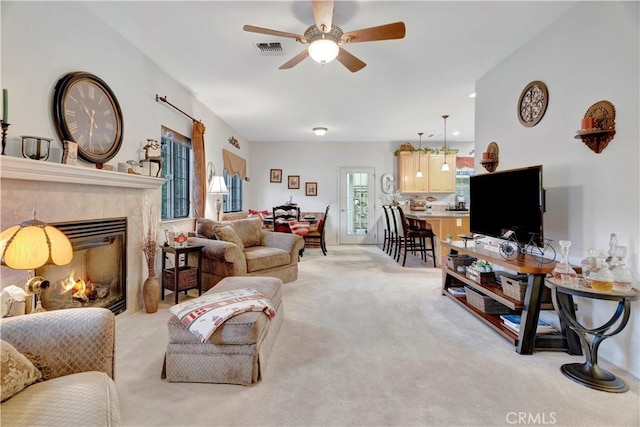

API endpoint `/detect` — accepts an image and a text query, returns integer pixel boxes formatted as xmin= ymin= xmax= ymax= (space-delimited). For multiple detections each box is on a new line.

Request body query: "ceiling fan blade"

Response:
xmin=312 ymin=0 xmax=333 ymax=33
xmin=243 ymin=25 xmax=303 ymax=40
xmin=279 ymin=50 xmax=310 ymax=69
xmin=336 ymin=48 xmax=366 ymax=73
xmin=341 ymin=22 xmax=406 ymax=43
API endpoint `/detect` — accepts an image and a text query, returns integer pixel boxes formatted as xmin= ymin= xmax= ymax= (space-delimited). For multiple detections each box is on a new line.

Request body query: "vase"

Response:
xmin=552 ymin=240 xmax=577 ymax=284
xmin=142 ymin=275 xmax=161 ymax=313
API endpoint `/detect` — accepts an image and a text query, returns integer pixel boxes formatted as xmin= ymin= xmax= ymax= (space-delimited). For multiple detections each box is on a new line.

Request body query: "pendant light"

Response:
xmin=416 ymin=132 xmax=424 ymax=178
xmin=441 ymin=114 xmax=450 ymax=172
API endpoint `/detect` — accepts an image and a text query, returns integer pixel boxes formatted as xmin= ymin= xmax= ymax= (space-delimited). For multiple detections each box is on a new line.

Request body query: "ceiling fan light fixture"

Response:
xmin=313 ymin=127 xmax=328 ymax=136
xmin=308 ymin=38 xmax=339 ymax=64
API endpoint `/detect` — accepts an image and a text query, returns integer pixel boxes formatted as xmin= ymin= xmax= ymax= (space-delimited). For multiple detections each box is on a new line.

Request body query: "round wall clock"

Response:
xmin=52 ymin=71 xmax=124 ymax=164
xmin=517 ymin=80 xmax=548 ymax=127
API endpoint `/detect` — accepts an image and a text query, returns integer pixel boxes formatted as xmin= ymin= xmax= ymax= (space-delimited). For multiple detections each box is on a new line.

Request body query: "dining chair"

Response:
xmin=272 ymin=204 xmax=300 ymax=233
xmin=303 ymin=205 xmax=330 ymax=255
xmin=381 ymin=205 xmax=393 ymax=255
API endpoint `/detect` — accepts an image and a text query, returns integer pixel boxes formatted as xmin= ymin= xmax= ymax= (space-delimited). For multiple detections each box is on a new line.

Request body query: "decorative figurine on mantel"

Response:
xmin=140 ymin=139 xmax=163 ymax=177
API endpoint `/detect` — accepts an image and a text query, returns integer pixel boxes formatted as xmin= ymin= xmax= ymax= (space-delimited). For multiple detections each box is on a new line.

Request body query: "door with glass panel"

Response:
xmin=339 ymin=167 xmax=376 ymax=244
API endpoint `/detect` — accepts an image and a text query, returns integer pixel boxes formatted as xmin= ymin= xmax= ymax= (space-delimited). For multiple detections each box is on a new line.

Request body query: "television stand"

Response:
xmin=441 ymin=241 xmax=581 ymax=355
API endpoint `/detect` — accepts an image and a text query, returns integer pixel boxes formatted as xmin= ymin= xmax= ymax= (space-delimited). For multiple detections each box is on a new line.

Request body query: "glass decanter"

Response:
xmin=607 ymin=233 xmax=618 ymax=268
xmin=552 ymin=240 xmax=577 ymax=284
xmin=612 ymin=246 xmax=633 ymax=292
xmin=589 ymin=251 xmax=614 ymax=292
xmin=580 ymin=248 xmax=597 ymax=284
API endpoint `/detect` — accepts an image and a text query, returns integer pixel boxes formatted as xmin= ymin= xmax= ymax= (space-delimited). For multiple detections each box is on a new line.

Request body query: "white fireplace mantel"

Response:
xmin=0 ymin=155 xmax=165 ymax=189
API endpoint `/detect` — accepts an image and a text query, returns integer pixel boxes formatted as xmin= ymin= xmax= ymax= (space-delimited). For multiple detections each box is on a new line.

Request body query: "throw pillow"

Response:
xmin=196 ymin=218 xmax=229 ymax=239
xmin=231 ymin=218 xmax=263 ymax=247
xmin=1 ymin=340 xmax=42 ymax=402
xmin=213 ymin=225 xmax=244 ymax=249
xmin=288 ymin=221 xmax=311 ymax=236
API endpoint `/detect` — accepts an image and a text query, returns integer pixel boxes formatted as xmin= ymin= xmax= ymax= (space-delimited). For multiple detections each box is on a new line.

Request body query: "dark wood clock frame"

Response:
xmin=52 ymin=71 xmax=124 ymax=164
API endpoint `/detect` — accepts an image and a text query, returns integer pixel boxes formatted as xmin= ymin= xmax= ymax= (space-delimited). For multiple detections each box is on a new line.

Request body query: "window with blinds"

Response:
xmin=223 ymin=170 xmax=243 ymax=213
xmin=161 ymin=127 xmax=192 ymax=219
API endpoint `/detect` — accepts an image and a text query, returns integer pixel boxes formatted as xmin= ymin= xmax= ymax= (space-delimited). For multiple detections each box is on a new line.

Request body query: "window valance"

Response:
xmin=222 ymin=149 xmax=246 ymax=179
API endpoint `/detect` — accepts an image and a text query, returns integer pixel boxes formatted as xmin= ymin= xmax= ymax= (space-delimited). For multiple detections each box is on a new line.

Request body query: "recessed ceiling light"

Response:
xmin=469 ymin=93 xmax=476 ymax=98
xmin=453 ymin=131 xmax=460 ymax=136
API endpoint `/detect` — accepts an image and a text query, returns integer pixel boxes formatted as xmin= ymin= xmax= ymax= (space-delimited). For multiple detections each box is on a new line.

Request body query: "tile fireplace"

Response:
xmin=37 ymin=217 xmax=127 ymax=314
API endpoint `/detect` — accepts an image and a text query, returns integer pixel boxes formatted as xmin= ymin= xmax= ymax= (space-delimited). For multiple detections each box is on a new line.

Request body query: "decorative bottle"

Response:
xmin=552 ymin=240 xmax=577 ymax=284
xmin=589 ymin=250 xmax=614 ymax=292
xmin=606 ymin=233 xmax=618 ymax=268
xmin=580 ymin=248 xmax=597 ymax=284
xmin=611 ymin=246 xmax=633 ymax=292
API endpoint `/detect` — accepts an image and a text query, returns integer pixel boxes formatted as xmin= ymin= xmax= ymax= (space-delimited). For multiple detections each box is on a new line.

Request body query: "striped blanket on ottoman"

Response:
xmin=169 ymin=288 xmax=276 ymax=343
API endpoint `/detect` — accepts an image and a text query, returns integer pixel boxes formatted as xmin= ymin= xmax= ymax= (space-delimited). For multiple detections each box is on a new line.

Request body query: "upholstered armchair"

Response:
xmin=1 ymin=307 xmax=121 ymax=426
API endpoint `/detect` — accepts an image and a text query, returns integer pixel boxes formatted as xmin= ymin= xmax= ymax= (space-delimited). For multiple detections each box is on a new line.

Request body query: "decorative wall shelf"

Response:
xmin=574 ymin=100 xmax=616 ymax=154
xmin=480 ymin=142 xmax=499 ymax=173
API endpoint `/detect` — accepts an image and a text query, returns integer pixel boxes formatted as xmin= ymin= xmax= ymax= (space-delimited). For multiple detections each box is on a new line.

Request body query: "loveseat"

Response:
xmin=192 ymin=217 xmax=304 ymax=291
xmin=0 ymin=307 xmax=121 ymax=426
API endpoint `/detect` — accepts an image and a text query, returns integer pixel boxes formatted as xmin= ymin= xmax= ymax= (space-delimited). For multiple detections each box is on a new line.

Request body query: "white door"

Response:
xmin=339 ymin=167 xmax=376 ymax=244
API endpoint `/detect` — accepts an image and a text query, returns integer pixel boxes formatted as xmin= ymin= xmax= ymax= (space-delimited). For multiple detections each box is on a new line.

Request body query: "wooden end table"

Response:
xmin=161 ymin=244 xmax=204 ymax=305
xmin=545 ymin=277 xmax=639 ymax=393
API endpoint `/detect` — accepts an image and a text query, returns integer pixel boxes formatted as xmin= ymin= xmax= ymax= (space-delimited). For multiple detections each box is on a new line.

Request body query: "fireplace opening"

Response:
xmin=37 ymin=218 xmax=127 ymax=314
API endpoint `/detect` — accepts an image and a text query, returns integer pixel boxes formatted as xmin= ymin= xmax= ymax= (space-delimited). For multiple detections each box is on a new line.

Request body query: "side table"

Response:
xmin=545 ymin=277 xmax=639 ymax=393
xmin=161 ymin=244 xmax=204 ymax=305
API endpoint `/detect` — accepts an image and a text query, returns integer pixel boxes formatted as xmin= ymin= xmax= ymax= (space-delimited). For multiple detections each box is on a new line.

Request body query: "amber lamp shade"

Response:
xmin=0 ymin=217 xmax=73 ymax=269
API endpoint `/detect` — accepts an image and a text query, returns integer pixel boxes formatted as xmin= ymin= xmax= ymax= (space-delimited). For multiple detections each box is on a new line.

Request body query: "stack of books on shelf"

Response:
xmin=448 ymin=287 xmax=467 ymax=296
xmin=500 ymin=314 xmax=558 ymax=335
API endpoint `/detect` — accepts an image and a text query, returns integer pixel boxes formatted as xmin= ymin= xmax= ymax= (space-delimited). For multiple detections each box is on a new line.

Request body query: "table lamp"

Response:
xmin=207 ymin=162 xmax=229 ymax=221
xmin=0 ymin=212 xmax=73 ymax=313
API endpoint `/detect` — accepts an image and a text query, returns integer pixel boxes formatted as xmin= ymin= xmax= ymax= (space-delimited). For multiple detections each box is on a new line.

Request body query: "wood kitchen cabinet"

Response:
xmin=397 ymin=152 xmax=456 ymax=194
xmin=397 ymin=152 xmax=428 ymax=193
xmin=427 ymin=153 xmax=457 ymax=193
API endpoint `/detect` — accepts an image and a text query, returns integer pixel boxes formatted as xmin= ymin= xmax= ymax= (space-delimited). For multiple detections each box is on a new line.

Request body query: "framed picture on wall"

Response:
xmin=305 ymin=182 xmax=317 ymax=196
xmin=270 ymin=169 xmax=282 ymax=183
xmin=288 ymin=175 xmax=300 ymax=189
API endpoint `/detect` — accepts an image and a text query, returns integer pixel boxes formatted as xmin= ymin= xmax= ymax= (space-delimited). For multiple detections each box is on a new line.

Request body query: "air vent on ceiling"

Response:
xmin=255 ymin=42 xmax=284 ymax=56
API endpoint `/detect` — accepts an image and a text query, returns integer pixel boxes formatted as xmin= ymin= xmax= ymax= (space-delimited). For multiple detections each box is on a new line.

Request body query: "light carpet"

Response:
xmin=115 ymin=246 xmax=639 ymax=427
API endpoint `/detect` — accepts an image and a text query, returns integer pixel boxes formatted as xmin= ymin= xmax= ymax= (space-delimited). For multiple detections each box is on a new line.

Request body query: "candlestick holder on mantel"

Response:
xmin=1 ymin=121 xmax=10 ymax=155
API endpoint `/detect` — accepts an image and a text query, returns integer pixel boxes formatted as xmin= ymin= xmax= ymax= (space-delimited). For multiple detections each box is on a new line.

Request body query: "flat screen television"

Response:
xmin=469 ymin=165 xmax=544 ymax=246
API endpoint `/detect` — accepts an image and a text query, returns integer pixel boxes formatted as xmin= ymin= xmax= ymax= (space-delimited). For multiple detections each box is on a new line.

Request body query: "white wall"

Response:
xmin=475 ymin=1 xmax=639 ymax=377
xmin=249 ymin=140 xmax=397 ymax=245
xmin=1 ymin=1 xmax=249 ymax=221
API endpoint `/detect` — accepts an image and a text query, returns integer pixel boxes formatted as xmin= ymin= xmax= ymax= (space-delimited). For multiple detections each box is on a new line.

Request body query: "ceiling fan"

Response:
xmin=243 ymin=0 xmax=406 ymax=73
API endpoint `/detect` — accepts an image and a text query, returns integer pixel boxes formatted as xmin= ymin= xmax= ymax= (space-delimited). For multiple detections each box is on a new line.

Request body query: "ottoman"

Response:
xmin=162 ymin=276 xmax=283 ymax=385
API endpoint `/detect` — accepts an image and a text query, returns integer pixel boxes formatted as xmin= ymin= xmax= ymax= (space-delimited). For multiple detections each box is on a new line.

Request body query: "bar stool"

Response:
xmin=396 ymin=207 xmax=437 ymax=267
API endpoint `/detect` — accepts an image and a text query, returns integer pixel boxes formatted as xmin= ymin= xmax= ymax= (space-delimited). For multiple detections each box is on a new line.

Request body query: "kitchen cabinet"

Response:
xmin=397 ymin=152 xmax=456 ymax=194
xmin=397 ymin=152 xmax=428 ymax=193
xmin=427 ymin=153 xmax=456 ymax=192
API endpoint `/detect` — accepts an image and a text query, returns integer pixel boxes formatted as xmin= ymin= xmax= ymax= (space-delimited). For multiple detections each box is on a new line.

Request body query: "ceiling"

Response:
xmin=83 ymin=1 xmax=577 ymax=145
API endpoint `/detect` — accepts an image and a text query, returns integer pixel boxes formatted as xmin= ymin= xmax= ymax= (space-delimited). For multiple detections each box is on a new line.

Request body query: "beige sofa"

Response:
xmin=192 ymin=217 xmax=304 ymax=291
xmin=0 ymin=307 xmax=121 ymax=426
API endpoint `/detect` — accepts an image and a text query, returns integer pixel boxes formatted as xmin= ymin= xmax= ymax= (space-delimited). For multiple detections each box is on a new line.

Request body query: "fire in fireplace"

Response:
xmin=36 ymin=218 xmax=127 ymax=314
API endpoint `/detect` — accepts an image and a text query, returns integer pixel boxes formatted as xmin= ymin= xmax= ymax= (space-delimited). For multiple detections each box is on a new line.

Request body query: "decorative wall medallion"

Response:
xmin=517 ymin=80 xmax=548 ymax=127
